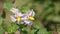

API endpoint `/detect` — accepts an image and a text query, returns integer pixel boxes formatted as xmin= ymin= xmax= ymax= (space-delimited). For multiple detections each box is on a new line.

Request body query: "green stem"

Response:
xmin=27 ymin=25 xmax=31 ymax=34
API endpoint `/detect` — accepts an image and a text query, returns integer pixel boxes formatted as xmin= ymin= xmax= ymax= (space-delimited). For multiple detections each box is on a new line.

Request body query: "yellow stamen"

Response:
xmin=17 ymin=16 xmax=21 ymax=22
xmin=29 ymin=16 xmax=35 ymax=21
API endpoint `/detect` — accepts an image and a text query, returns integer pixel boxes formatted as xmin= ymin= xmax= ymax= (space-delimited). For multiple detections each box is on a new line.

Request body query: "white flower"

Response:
xmin=10 ymin=8 xmax=23 ymax=17
xmin=23 ymin=9 xmax=35 ymax=25
xmin=25 ymin=9 xmax=35 ymax=17
xmin=10 ymin=8 xmax=24 ymax=24
xmin=10 ymin=8 xmax=35 ymax=25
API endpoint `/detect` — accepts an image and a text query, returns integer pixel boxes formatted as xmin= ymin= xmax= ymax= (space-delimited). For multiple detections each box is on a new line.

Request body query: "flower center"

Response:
xmin=17 ymin=16 xmax=21 ymax=22
xmin=29 ymin=16 xmax=35 ymax=21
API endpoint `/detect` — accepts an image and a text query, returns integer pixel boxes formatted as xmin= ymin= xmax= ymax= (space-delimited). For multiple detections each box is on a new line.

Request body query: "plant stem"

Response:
xmin=27 ymin=25 xmax=31 ymax=34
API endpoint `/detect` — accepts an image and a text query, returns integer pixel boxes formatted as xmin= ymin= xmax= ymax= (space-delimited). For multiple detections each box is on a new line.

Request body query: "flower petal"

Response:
xmin=10 ymin=8 xmax=19 ymax=14
xmin=26 ymin=9 xmax=35 ymax=17
xmin=24 ymin=20 xmax=33 ymax=25
xmin=16 ymin=21 xmax=24 ymax=25
xmin=10 ymin=16 xmax=16 ymax=22
xmin=10 ymin=8 xmax=23 ymax=17
xmin=19 ymin=21 xmax=24 ymax=24
xmin=21 ymin=16 xmax=28 ymax=20
xmin=16 ymin=13 xmax=24 ymax=17
xmin=14 ymin=13 xmax=23 ymax=17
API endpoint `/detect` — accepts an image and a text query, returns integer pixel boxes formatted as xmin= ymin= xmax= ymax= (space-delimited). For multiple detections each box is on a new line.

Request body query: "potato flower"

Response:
xmin=10 ymin=8 xmax=35 ymax=25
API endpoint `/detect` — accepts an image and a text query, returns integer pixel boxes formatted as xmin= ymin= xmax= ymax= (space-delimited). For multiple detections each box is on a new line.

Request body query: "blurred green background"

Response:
xmin=0 ymin=0 xmax=60 ymax=34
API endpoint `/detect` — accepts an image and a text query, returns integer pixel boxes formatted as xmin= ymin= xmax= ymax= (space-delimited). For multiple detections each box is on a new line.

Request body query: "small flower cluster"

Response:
xmin=10 ymin=8 xmax=35 ymax=25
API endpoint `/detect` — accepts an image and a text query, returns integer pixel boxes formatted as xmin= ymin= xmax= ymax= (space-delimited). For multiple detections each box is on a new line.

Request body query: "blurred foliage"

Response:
xmin=0 ymin=0 xmax=60 ymax=34
xmin=4 ymin=0 xmax=14 ymax=15
xmin=1 ymin=10 xmax=6 ymax=18
xmin=2 ymin=20 xmax=19 ymax=34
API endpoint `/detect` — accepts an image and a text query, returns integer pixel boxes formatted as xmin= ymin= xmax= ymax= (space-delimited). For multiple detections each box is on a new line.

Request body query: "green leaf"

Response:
xmin=4 ymin=2 xmax=14 ymax=15
xmin=0 ymin=28 xmax=5 ymax=34
xmin=37 ymin=29 xmax=48 ymax=34
xmin=0 ymin=25 xmax=5 ymax=34
xmin=31 ymin=20 xmax=48 ymax=34
xmin=20 ymin=6 xmax=30 ymax=13
xmin=2 ymin=20 xmax=19 ymax=33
